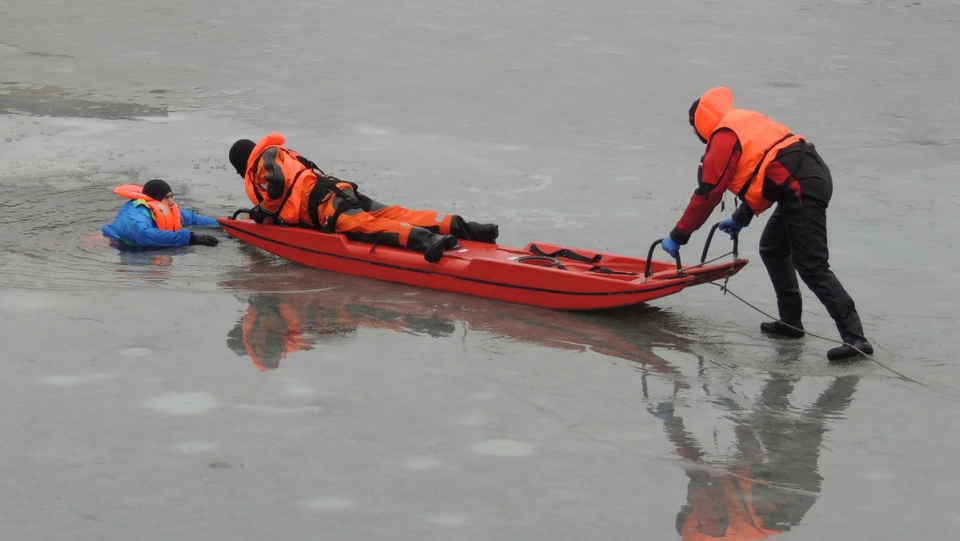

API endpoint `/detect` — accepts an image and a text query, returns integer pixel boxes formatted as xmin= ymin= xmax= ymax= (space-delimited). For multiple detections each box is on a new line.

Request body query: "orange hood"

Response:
xmin=693 ymin=87 xmax=735 ymax=141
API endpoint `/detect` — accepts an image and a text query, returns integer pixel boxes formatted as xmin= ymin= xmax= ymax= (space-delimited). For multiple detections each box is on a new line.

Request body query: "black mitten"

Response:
xmin=189 ymin=232 xmax=219 ymax=246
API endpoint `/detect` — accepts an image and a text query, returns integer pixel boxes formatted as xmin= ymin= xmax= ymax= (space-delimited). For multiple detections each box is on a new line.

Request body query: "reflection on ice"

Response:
xmin=643 ymin=345 xmax=860 ymax=540
xmin=219 ymin=252 xmax=679 ymax=372
xmin=220 ymin=247 xmax=864 ymax=538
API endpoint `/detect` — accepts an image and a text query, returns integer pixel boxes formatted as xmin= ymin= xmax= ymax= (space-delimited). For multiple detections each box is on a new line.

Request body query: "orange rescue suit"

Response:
xmin=241 ymin=133 xmax=458 ymax=250
xmin=242 ymin=133 xmax=320 ymax=226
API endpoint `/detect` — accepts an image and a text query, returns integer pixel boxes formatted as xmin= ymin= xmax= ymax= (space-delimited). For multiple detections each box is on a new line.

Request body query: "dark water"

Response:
xmin=2 ymin=1 xmax=959 ymax=539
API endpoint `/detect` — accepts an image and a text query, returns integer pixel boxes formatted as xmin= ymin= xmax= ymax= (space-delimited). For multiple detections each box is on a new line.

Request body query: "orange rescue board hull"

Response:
xmin=218 ymin=217 xmax=747 ymax=311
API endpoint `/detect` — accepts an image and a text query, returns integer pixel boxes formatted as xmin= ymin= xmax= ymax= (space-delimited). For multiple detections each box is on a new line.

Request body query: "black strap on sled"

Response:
xmin=529 ymin=244 xmax=602 ymax=264
xmin=587 ymin=265 xmax=638 ymax=276
xmin=528 ymin=244 xmax=638 ymax=276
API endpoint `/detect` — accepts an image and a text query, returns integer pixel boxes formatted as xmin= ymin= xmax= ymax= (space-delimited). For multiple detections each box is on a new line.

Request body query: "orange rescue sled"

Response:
xmin=218 ymin=213 xmax=747 ymax=311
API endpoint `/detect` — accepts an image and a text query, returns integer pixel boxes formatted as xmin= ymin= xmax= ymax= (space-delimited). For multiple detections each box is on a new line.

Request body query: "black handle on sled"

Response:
xmin=230 ymin=208 xmax=253 ymax=220
xmin=645 ymin=239 xmax=683 ymax=278
xmin=700 ymin=222 xmax=739 ymax=263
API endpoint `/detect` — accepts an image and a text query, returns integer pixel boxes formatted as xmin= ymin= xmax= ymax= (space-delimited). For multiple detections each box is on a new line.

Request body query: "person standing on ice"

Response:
xmin=228 ymin=134 xmax=499 ymax=263
xmin=102 ymin=179 xmax=220 ymax=248
xmin=658 ymin=87 xmax=872 ymax=361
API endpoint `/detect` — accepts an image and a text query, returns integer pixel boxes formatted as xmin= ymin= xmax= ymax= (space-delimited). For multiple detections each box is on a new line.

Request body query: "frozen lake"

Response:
xmin=2 ymin=1 xmax=959 ymax=539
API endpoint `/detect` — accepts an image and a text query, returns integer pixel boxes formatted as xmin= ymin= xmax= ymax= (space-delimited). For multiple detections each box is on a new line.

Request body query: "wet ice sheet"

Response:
xmin=2 ymin=0 xmax=960 ymax=539
xmin=3 ymin=283 xmax=955 ymax=540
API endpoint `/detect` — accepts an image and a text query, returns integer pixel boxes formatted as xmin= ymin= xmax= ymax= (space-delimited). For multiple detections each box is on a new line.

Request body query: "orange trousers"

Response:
xmin=334 ymin=204 xmax=454 ymax=249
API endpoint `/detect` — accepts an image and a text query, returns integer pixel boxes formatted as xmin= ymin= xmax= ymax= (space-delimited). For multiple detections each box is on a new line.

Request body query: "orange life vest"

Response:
xmin=714 ymin=111 xmax=803 ymax=214
xmin=114 ymin=184 xmax=182 ymax=231
xmin=693 ymin=87 xmax=803 ymax=214
xmin=243 ymin=133 xmax=319 ymax=226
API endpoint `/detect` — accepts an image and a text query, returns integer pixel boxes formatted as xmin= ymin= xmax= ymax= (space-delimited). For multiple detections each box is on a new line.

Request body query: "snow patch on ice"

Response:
xmin=354 ymin=124 xmax=393 ymax=136
xmin=41 ymin=373 xmax=116 ymax=386
xmin=173 ymin=441 xmax=218 ymax=453
xmin=404 ymin=457 xmax=441 ymax=470
xmin=472 ymin=439 xmax=535 ymax=457
xmin=143 ymin=392 xmax=219 ymax=415
xmin=459 ymin=413 xmax=485 ymax=427
xmin=426 ymin=514 xmax=469 ymax=526
xmin=119 ymin=347 xmax=154 ymax=357
xmin=303 ymin=498 xmax=355 ymax=510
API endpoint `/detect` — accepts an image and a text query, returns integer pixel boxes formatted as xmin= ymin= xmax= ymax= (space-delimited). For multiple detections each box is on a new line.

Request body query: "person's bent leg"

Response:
xmin=335 ymin=209 xmax=407 ymax=248
xmin=759 ymin=206 xmax=805 ymax=337
xmin=784 ymin=199 xmax=871 ymax=360
xmin=336 ymin=209 xmax=456 ymax=262
xmin=446 ymin=216 xmax=500 ymax=244
xmin=370 ymin=207 xmax=499 ymax=244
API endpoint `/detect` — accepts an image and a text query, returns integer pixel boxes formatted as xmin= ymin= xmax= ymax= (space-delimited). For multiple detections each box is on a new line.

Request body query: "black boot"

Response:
xmin=424 ymin=234 xmax=458 ymax=263
xmin=835 ymin=312 xmax=867 ymax=343
xmin=827 ymin=339 xmax=873 ymax=361
xmin=449 ymin=216 xmax=500 ymax=244
xmin=827 ymin=311 xmax=871 ymax=360
xmin=468 ymin=223 xmax=499 ymax=244
xmin=409 ymin=228 xmax=451 ymax=262
xmin=443 ymin=234 xmax=460 ymax=250
xmin=760 ymin=321 xmax=805 ymax=338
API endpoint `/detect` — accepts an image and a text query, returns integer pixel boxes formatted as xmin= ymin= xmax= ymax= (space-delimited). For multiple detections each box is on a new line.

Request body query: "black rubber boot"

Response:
xmin=835 ymin=312 xmax=867 ymax=344
xmin=449 ymin=216 xmax=500 ymax=244
xmin=467 ymin=222 xmax=499 ymax=244
xmin=442 ymin=235 xmax=460 ymax=250
xmin=760 ymin=321 xmax=805 ymax=338
xmin=827 ymin=311 xmax=872 ymax=361
xmin=827 ymin=339 xmax=873 ymax=362
xmin=424 ymin=234 xmax=457 ymax=263
xmin=408 ymin=228 xmax=446 ymax=261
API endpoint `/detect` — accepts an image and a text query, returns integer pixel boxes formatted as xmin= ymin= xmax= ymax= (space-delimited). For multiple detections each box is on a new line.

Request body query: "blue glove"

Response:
xmin=661 ymin=237 xmax=680 ymax=259
xmin=718 ymin=217 xmax=742 ymax=239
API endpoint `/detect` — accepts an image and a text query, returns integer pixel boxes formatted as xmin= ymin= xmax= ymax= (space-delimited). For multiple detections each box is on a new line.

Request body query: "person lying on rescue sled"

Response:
xmin=228 ymin=134 xmax=499 ymax=263
xmin=102 ymin=179 xmax=221 ymax=248
xmin=658 ymin=87 xmax=872 ymax=362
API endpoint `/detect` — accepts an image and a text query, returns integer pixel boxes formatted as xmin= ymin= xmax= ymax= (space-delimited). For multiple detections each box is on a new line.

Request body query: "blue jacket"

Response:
xmin=102 ymin=201 xmax=219 ymax=248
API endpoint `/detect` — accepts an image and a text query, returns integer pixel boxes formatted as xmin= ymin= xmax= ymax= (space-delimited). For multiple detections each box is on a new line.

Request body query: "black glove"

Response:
xmin=189 ymin=232 xmax=219 ymax=246
xmin=249 ymin=205 xmax=268 ymax=224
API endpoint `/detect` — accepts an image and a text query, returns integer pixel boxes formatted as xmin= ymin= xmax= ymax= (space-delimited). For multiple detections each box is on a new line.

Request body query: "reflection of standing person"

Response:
xmin=651 ymin=374 xmax=859 ymax=540
xmin=102 ymin=179 xmax=220 ymax=248
xmin=228 ymin=134 xmax=499 ymax=263
xmin=658 ymin=87 xmax=871 ymax=361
